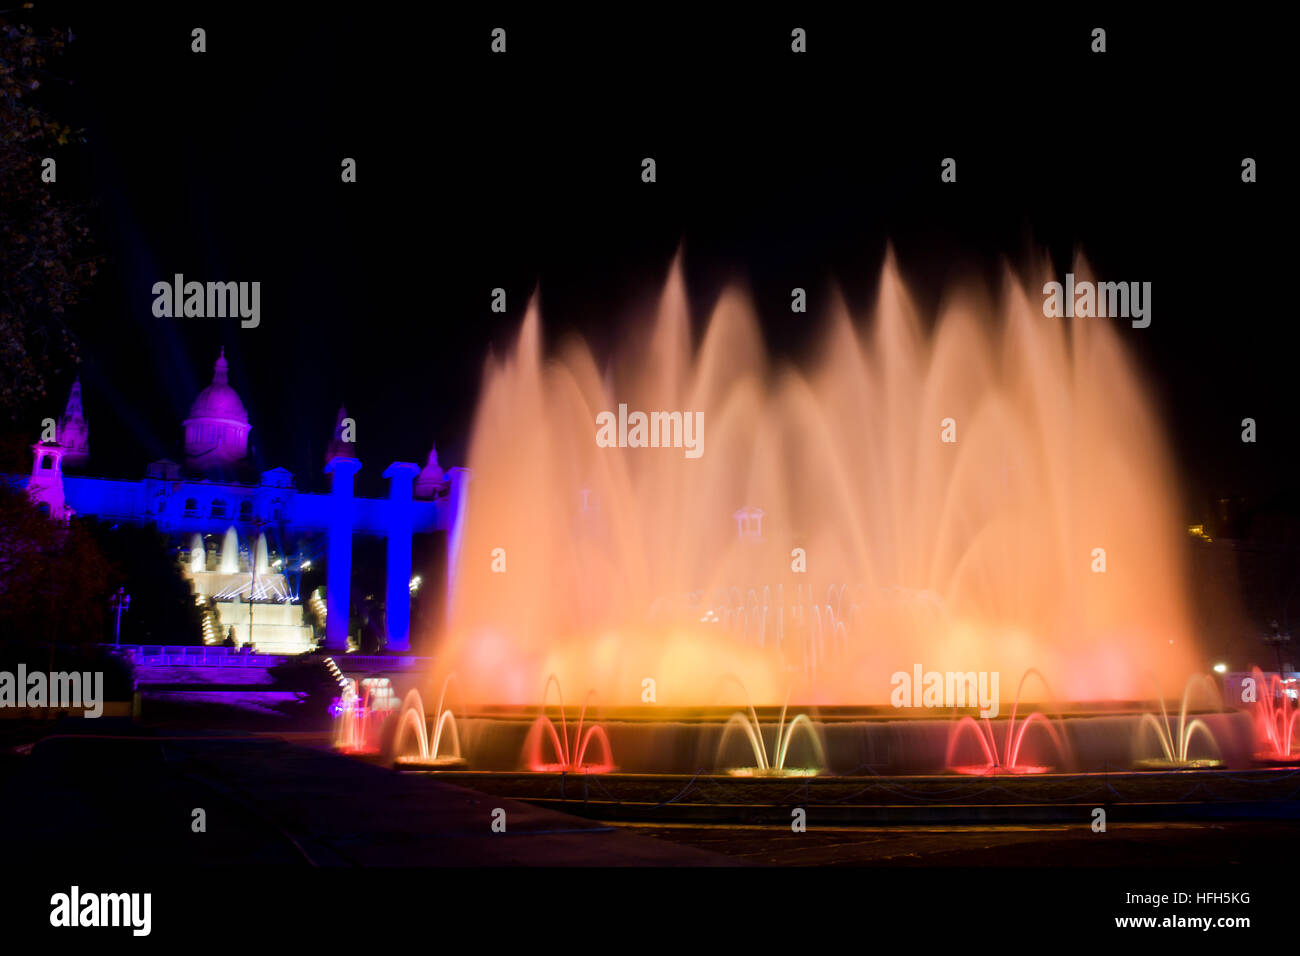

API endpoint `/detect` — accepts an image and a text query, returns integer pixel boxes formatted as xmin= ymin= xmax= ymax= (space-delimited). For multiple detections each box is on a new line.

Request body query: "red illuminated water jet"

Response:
xmin=522 ymin=675 xmax=615 ymax=773
xmin=944 ymin=669 xmax=1069 ymax=774
xmin=1249 ymin=666 xmax=1300 ymax=765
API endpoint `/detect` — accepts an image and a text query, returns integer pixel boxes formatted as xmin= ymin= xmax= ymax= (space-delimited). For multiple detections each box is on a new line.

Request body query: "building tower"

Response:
xmin=58 ymin=377 xmax=90 ymax=470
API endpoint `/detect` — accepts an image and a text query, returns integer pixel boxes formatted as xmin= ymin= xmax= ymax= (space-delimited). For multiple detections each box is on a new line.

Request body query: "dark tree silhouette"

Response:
xmin=83 ymin=518 xmax=204 ymax=645
xmin=0 ymin=17 xmax=99 ymax=420
xmin=0 ymin=486 xmax=112 ymax=649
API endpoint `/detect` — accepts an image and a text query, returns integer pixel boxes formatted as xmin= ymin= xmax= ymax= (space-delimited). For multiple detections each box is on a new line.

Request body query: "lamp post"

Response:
xmin=1264 ymin=620 xmax=1291 ymax=677
xmin=110 ymin=587 xmax=131 ymax=647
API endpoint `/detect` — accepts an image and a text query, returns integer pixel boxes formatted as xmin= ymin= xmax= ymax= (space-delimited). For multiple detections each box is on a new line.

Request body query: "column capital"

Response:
xmin=325 ymin=456 xmax=361 ymax=477
xmin=383 ymin=461 xmax=421 ymax=481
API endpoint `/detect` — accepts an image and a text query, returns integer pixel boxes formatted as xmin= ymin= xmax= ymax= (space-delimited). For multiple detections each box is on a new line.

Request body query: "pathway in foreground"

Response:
xmin=0 ymin=728 xmax=734 ymax=866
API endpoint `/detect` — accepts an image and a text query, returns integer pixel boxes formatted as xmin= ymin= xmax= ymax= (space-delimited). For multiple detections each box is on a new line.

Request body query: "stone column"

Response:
xmin=382 ymin=462 xmax=420 ymax=652
xmin=324 ymin=457 xmax=361 ymax=650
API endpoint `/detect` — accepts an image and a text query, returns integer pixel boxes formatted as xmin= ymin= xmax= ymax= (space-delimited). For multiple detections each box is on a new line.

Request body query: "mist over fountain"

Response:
xmin=436 ymin=252 xmax=1202 ymax=708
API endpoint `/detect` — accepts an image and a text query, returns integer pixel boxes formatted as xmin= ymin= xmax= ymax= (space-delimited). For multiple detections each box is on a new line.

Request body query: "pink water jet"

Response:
xmin=437 ymin=252 xmax=1201 ymax=707
xmin=522 ymin=675 xmax=615 ymax=773
xmin=332 ymin=678 xmax=391 ymax=755
xmin=1248 ymin=666 xmax=1300 ymax=765
xmin=944 ymin=669 xmax=1070 ymax=774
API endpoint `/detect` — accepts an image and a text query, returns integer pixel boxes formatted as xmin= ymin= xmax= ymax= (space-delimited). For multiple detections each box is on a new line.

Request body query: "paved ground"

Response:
xmin=7 ymin=724 xmax=1297 ymax=868
xmin=5 ymin=691 xmax=1297 ymax=869
xmin=614 ymin=819 xmax=1300 ymax=866
xmin=0 ymin=728 xmax=734 ymax=866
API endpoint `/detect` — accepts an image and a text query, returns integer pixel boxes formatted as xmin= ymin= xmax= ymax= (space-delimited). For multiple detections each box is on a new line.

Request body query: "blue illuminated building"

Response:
xmin=17 ymin=350 xmax=469 ymax=653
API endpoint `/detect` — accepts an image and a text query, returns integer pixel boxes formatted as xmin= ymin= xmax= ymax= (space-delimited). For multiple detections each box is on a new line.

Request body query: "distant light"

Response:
xmin=1213 ymin=662 xmax=1227 ymax=674
xmin=409 ymin=575 xmax=423 ymax=593
xmin=301 ymin=560 xmax=312 ymax=570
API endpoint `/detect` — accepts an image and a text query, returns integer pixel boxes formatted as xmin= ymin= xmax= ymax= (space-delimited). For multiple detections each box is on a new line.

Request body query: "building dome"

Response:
xmin=183 ymin=348 xmax=252 ymax=473
xmin=188 ymin=349 xmax=248 ymax=424
xmin=414 ymin=442 xmax=447 ymax=498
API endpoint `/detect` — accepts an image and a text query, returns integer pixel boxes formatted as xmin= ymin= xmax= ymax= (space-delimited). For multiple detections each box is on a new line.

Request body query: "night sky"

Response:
xmin=16 ymin=4 xmax=1293 ymax=517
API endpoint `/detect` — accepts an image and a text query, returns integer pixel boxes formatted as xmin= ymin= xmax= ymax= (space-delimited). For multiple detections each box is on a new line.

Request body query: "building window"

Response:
xmin=211 ymin=499 xmax=227 ymax=518
xmin=272 ymin=498 xmax=285 ymax=521
xmin=185 ymin=498 xmax=198 ymax=516
xmin=239 ymin=500 xmax=253 ymax=521
xmin=40 ymin=455 xmax=53 ymax=470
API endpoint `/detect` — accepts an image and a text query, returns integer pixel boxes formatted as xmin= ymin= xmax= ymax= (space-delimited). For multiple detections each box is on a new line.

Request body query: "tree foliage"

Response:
xmin=83 ymin=518 xmax=205 ymax=645
xmin=0 ymin=17 xmax=99 ymax=419
xmin=0 ymin=487 xmax=204 ymax=651
xmin=0 ymin=485 xmax=113 ymax=648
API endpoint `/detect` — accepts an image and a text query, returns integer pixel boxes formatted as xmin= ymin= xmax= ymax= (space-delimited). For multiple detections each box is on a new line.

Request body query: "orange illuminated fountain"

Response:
xmin=435 ymin=251 xmax=1202 ymax=712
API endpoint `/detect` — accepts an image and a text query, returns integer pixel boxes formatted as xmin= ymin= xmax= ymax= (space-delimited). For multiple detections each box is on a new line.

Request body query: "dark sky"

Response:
xmin=17 ymin=4 xmax=1294 ymax=515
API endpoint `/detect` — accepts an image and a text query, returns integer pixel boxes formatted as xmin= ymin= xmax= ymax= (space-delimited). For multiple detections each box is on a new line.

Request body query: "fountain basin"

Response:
xmin=1252 ymin=753 xmax=1300 ymax=767
xmin=394 ymin=755 xmax=469 ymax=770
xmin=948 ymin=764 xmax=1052 ymax=776
xmin=382 ymin=708 xmax=1254 ymax=775
xmin=1131 ymin=758 xmax=1225 ymax=771
xmin=726 ymin=767 xmax=819 ymax=778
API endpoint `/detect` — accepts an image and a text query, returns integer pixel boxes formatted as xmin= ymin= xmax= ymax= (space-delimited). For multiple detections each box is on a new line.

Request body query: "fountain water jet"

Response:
xmin=440 ymin=252 xmax=1202 ymax=708
xmin=522 ymin=675 xmax=615 ymax=773
xmin=1133 ymin=674 xmax=1224 ymax=769
xmin=716 ymin=688 xmax=826 ymax=777
xmin=393 ymin=676 xmax=467 ymax=769
xmin=944 ymin=668 xmax=1072 ymax=774
xmin=1247 ymin=666 xmax=1300 ymax=765
xmin=219 ymin=526 xmax=239 ymax=574
xmin=333 ymin=679 xmax=381 ymax=755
